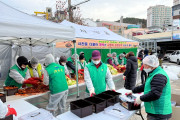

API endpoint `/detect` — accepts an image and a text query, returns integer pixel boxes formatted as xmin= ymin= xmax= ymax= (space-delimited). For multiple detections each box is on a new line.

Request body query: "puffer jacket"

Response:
xmin=123 ymin=56 xmax=138 ymax=90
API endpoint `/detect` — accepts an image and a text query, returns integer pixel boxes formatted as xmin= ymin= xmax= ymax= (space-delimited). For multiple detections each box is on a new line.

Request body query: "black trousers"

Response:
xmin=141 ymin=70 xmax=147 ymax=84
xmin=147 ymin=114 xmax=170 ymax=120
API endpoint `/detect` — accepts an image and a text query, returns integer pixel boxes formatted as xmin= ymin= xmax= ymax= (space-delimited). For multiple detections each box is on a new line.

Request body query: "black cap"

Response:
xmin=17 ymin=56 xmax=28 ymax=67
xmin=79 ymin=54 xmax=85 ymax=60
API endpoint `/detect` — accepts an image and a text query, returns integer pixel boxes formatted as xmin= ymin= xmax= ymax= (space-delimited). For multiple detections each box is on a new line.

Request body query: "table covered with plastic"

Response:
xmin=56 ymin=89 xmax=144 ymax=120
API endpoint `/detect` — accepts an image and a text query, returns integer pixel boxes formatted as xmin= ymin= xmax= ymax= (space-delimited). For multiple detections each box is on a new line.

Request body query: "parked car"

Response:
xmin=163 ymin=51 xmax=174 ymax=60
xmin=169 ymin=50 xmax=180 ymax=65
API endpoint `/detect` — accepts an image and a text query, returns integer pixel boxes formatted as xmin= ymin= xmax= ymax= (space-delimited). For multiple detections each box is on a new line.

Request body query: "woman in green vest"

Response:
xmin=77 ymin=54 xmax=87 ymax=70
xmin=126 ymin=55 xmax=172 ymax=120
xmin=112 ymin=52 xmax=119 ymax=66
xmin=84 ymin=50 xmax=115 ymax=97
xmin=123 ymin=52 xmax=127 ymax=65
xmin=117 ymin=53 xmax=124 ymax=65
xmin=43 ymin=54 xmax=68 ymax=116
xmin=105 ymin=53 xmax=114 ymax=66
xmin=5 ymin=56 xmax=39 ymax=88
xmin=26 ymin=57 xmax=44 ymax=81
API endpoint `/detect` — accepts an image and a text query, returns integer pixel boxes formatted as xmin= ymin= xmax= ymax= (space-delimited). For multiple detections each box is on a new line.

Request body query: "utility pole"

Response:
xmin=68 ymin=0 xmax=73 ymax=22
xmin=68 ymin=0 xmax=90 ymax=22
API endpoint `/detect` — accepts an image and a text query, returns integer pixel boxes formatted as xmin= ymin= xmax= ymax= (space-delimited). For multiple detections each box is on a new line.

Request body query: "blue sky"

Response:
xmin=1 ymin=0 xmax=173 ymax=21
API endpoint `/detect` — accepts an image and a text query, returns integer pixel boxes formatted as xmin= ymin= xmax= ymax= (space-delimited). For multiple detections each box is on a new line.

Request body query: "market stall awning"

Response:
xmin=60 ymin=20 xmax=134 ymax=41
xmin=0 ymin=2 xmax=75 ymax=46
xmin=56 ymin=20 xmax=138 ymax=49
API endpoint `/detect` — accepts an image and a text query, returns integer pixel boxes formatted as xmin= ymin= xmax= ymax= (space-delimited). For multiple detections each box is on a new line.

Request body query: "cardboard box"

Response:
xmin=171 ymin=94 xmax=180 ymax=120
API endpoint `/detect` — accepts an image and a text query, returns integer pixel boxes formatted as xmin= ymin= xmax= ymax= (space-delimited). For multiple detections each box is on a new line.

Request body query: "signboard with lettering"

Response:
xmin=56 ymin=38 xmax=139 ymax=49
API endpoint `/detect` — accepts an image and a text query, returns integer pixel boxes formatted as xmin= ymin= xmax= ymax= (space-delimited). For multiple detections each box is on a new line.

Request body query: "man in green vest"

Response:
xmin=84 ymin=50 xmax=115 ymax=97
xmin=26 ymin=57 xmax=44 ymax=81
xmin=126 ymin=55 xmax=172 ymax=120
xmin=5 ymin=56 xmax=39 ymax=88
xmin=66 ymin=54 xmax=79 ymax=74
xmin=43 ymin=54 xmax=68 ymax=116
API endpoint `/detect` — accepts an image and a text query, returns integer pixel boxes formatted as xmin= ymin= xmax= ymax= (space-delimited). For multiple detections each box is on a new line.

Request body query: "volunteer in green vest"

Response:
xmin=26 ymin=57 xmax=44 ymax=81
xmin=5 ymin=56 xmax=39 ymax=88
xmin=59 ymin=56 xmax=69 ymax=76
xmin=112 ymin=52 xmax=119 ymax=66
xmin=105 ymin=53 xmax=114 ymax=66
xmin=123 ymin=52 xmax=127 ymax=65
xmin=126 ymin=55 xmax=172 ymax=120
xmin=66 ymin=54 xmax=79 ymax=74
xmin=43 ymin=54 xmax=68 ymax=116
xmin=117 ymin=53 xmax=124 ymax=65
xmin=84 ymin=50 xmax=115 ymax=97
xmin=77 ymin=54 xmax=87 ymax=70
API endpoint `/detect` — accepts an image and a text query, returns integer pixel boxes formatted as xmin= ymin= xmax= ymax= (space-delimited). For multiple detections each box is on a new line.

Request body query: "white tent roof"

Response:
xmin=0 ymin=2 xmax=75 ymax=46
xmin=60 ymin=20 xmax=135 ymax=42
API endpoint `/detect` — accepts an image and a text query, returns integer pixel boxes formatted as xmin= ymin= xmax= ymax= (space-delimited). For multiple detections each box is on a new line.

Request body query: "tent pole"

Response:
xmin=73 ymin=40 xmax=79 ymax=98
xmin=52 ymin=43 xmax=55 ymax=57
xmin=31 ymin=46 xmax=32 ymax=57
xmin=29 ymin=38 xmax=33 ymax=57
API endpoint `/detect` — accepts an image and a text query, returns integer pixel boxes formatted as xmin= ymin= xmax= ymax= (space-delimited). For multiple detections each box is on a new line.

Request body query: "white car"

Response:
xmin=169 ymin=50 xmax=180 ymax=65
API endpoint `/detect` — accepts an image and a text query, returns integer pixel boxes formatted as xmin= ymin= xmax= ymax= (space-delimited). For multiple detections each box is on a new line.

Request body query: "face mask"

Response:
xmin=21 ymin=65 xmax=26 ymax=70
xmin=62 ymin=62 xmax=66 ymax=66
xmin=80 ymin=60 xmax=85 ymax=63
xmin=32 ymin=64 xmax=37 ymax=69
xmin=144 ymin=68 xmax=152 ymax=73
xmin=92 ymin=60 xmax=101 ymax=65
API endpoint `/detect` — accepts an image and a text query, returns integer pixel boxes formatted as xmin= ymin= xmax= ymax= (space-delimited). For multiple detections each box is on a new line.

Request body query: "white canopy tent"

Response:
xmin=0 ymin=2 xmax=75 ymax=46
xmin=0 ymin=2 xmax=82 ymax=96
xmin=60 ymin=20 xmax=135 ymax=42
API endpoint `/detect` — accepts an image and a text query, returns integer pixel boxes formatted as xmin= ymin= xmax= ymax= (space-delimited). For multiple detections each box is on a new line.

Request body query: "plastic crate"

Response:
xmin=0 ymin=93 xmax=6 ymax=103
xmin=84 ymin=97 xmax=106 ymax=113
xmin=3 ymin=87 xmax=18 ymax=96
xmin=70 ymin=99 xmax=93 ymax=118
xmin=95 ymin=93 xmax=115 ymax=107
xmin=0 ymin=115 xmax=13 ymax=120
xmin=119 ymin=95 xmax=141 ymax=110
xmin=102 ymin=90 xmax=121 ymax=103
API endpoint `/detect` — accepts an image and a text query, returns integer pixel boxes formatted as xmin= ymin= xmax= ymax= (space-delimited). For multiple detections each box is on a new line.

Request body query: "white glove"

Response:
xmin=134 ymin=96 xmax=142 ymax=106
xmin=89 ymin=88 xmax=95 ymax=97
xmin=125 ymin=90 xmax=132 ymax=96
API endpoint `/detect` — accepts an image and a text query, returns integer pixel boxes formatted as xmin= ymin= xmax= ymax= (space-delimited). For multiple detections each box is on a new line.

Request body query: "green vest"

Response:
xmin=86 ymin=62 xmax=107 ymax=94
xmin=5 ymin=65 xmax=28 ymax=88
xmin=123 ymin=57 xmax=127 ymax=65
xmin=67 ymin=57 xmax=75 ymax=73
xmin=117 ymin=56 xmax=123 ymax=64
xmin=45 ymin=63 xmax=68 ymax=94
xmin=78 ymin=61 xmax=86 ymax=69
xmin=105 ymin=57 xmax=113 ymax=64
xmin=144 ymin=66 xmax=172 ymax=115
